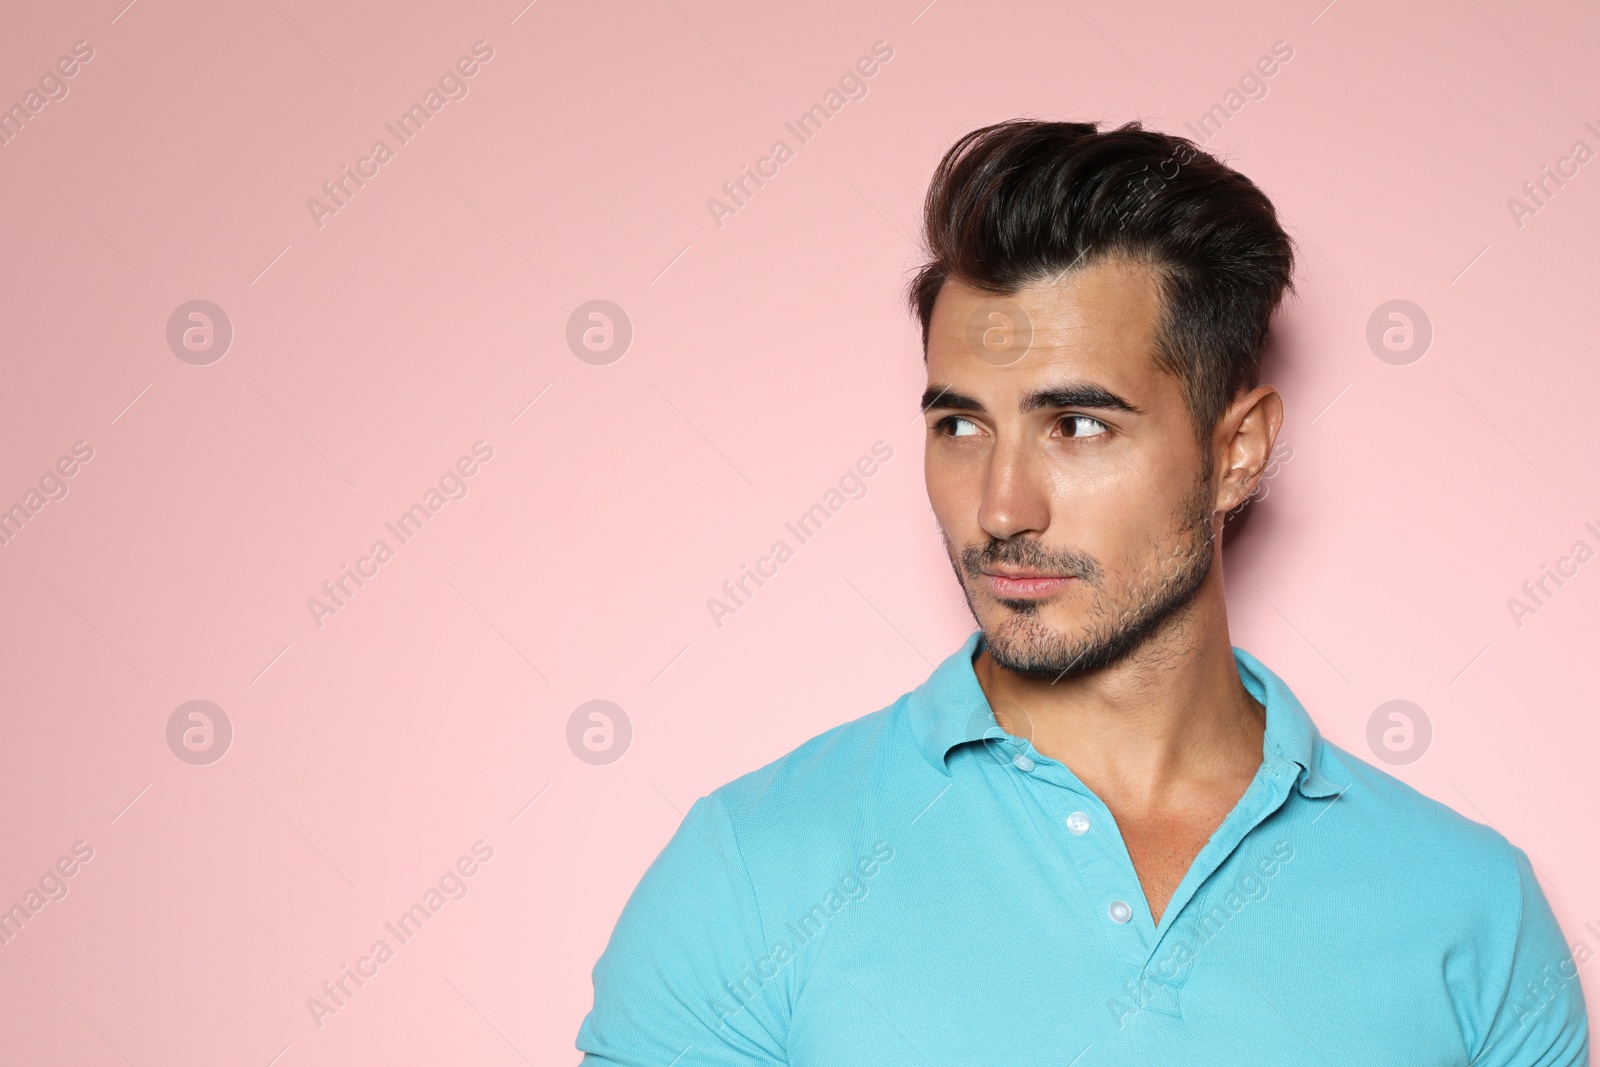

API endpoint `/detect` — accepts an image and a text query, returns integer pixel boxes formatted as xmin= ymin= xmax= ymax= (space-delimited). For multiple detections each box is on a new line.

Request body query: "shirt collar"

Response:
xmin=906 ymin=630 xmax=1343 ymax=798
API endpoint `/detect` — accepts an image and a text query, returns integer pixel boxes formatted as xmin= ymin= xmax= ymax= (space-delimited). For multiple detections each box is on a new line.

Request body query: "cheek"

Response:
xmin=1048 ymin=437 xmax=1198 ymax=519
xmin=924 ymin=450 xmax=978 ymax=527
xmin=1044 ymin=469 xmax=1179 ymax=568
xmin=1043 ymin=460 xmax=1140 ymax=526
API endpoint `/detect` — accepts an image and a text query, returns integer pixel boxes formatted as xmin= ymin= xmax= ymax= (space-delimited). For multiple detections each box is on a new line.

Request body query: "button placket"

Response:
xmin=1138 ymin=761 xmax=1298 ymax=985
xmin=1027 ymin=770 xmax=1153 ymax=966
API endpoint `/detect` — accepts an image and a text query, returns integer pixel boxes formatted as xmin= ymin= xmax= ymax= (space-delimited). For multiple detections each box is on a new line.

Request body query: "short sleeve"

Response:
xmin=1471 ymin=846 xmax=1590 ymax=1066
xmin=576 ymin=790 xmax=789 ymax=1066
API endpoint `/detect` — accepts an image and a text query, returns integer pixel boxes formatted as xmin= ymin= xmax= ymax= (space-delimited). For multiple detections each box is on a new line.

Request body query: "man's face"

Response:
xmin=922 ymin=257 xmax=1220 ymax=681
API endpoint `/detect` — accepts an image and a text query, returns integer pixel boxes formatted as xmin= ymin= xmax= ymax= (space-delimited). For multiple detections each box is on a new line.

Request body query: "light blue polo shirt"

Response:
xmin=576 ymin=630 xmax=1589 ymax=1065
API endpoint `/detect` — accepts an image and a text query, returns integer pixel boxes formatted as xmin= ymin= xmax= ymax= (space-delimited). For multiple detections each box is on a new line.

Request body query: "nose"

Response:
xmin=977 ymin=433 xmax=1050 ymax=542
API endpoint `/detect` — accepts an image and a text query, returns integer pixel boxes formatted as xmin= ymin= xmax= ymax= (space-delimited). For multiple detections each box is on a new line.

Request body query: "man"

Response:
xmin=575 ymin=120 xmax=1589 ymax=1065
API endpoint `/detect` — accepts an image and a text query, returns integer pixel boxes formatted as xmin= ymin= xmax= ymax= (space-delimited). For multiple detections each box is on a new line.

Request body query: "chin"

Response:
xmin=979 ymin=604 xmax=1076 ymax=652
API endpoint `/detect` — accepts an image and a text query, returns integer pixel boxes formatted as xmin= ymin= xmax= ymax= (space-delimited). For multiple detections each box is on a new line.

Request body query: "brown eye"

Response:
xmin=1060 ymin=415 xmax=1109 ymax=438
xmin=934 ymin=416 xmax=982 ymax=437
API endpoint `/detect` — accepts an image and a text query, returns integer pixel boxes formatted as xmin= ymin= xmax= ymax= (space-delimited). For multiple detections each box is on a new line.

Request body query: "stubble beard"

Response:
xmin=946 ymin=460 xmax=1219 ymax=682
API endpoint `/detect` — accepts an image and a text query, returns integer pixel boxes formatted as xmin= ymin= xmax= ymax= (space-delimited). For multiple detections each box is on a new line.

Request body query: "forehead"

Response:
xmin=925 ymin=257 xmax=1169 ymax=392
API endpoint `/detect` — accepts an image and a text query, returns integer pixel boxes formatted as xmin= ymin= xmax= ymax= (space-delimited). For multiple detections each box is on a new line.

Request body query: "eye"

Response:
xmin=932 ymin=415 xmax=982 ymax=437
xmin=1058 ymin=414 xmax=1109 ymax=439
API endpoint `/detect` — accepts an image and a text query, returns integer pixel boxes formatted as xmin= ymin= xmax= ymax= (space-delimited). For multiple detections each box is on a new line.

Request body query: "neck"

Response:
xmin=971 ymin=584 xmax=1264 ymax=810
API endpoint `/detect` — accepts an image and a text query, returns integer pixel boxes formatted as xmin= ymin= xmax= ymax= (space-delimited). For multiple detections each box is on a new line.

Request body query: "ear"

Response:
xmin=1213 ymin=385 xmax=1283 ymax=514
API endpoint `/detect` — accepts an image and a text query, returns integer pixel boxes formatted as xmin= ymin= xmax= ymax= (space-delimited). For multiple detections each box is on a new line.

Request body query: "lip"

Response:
xmin=981 ymin=571 xmax=1076 ymax=598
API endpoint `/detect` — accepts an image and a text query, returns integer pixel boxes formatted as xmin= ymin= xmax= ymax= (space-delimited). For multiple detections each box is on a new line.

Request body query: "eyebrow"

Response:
xmin=920 ymin=381 xmax=1144 ymax=417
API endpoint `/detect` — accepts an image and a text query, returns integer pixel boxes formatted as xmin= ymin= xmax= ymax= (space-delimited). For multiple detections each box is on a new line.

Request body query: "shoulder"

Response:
xmin=709 ymin=694 xmax=915 ymax=831
xmin=1288 ymin=744 xmax=1587 ymax=1062
xmin=687 ymin=691 xmax=934 ymax=904
xmin=576 ymin=696 xmax=922 ymax=1058
xmin=1311 ymin=738 xmax=1527 ymax=914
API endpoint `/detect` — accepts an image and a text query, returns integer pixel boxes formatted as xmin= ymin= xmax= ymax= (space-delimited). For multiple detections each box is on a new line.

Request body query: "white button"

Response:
xmin=1011 ymin=753 xmax=1035 ymax=772
xmin=1108 ymin=900 xmax=1133 ymax=924
xmin=1066 ymin=811 xmax=1091 ymax=835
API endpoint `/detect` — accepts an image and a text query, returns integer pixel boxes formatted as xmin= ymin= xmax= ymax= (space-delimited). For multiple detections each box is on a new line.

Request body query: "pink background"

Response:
xmin=2 ymin=0 xmax=1597 ymax=1061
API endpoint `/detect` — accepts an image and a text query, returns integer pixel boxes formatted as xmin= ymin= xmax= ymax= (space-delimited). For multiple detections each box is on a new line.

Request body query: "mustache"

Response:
xmin=959 ymin=539 xmax=1102 ymax=583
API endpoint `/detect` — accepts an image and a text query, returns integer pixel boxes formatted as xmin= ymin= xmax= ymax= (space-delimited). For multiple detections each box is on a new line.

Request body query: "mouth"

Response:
xmin=980 ymin=570 xmax=1077 ymax=598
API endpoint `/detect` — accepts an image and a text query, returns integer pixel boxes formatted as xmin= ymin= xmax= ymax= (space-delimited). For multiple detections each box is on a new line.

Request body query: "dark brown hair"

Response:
xmin=907 ymin=119 xmax=1296 ymax=442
